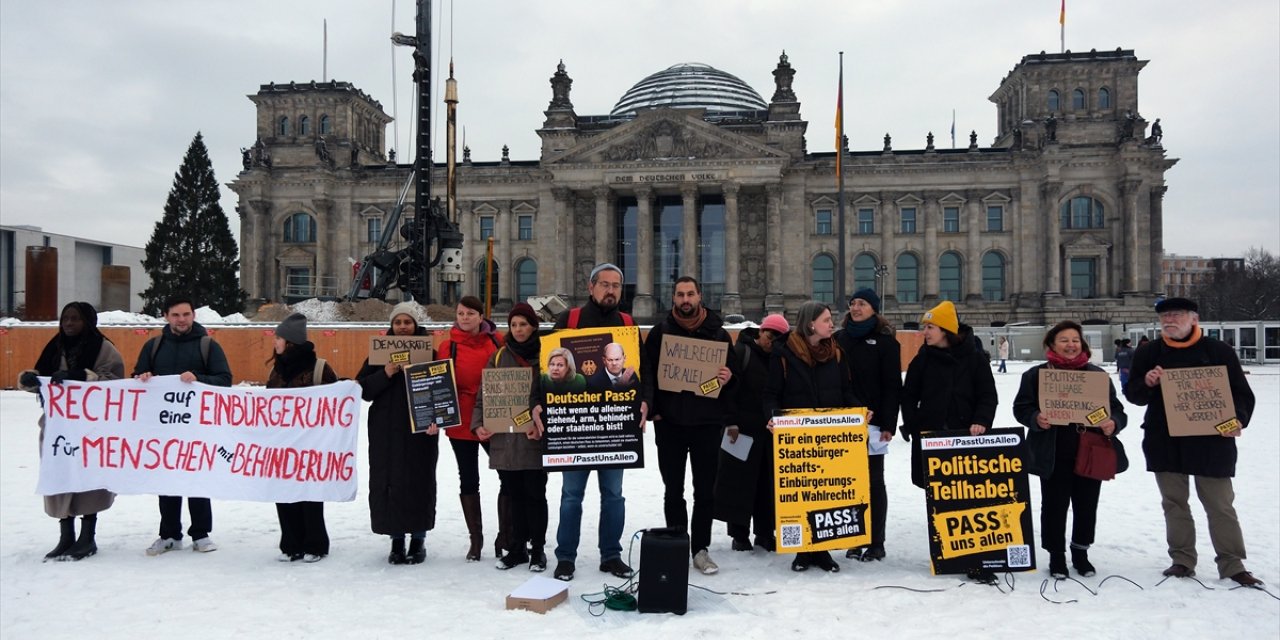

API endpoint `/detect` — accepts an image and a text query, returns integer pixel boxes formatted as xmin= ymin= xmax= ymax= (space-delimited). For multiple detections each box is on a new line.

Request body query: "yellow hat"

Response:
xmin=920 ymin=300 xmax=959 ymax=335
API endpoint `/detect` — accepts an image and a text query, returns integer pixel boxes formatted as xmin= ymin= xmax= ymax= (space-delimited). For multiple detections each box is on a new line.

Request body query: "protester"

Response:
xmin=436 ymin=296 xmax=503 ymax=561
xmin=834 ymin=289 xmax=901 ymax=562
xmin=357 ymin=303 xmax=438 ymax=565
xmin=642 ymin=276 xmax=735 ymax=575
xmin=901 ymin=300 xmax=998 ymax=489
xmin=472 ymin=303 xmax=549 ymax=572
xmin=1124 ymin=297 xmax=1261 ymax=586
xmin=1114 ymin=338 xmax=1135 ymax=388
xmin=267 ymin=313 xmax=338 ymax=563
xmin=133 ymin=296 xmax=232 ymax=556
xmin=17 ymin=302 xmax=122 ymax=561
xmin=1013 ymin=321 xmax=1127 ymax=578
xmin=539 ymin=263 xmax=646 ymax=582
xmin=718 ymin=313 xmax=790 ymax=554
xmin=764 ymin=301 xmax=858 ymax=573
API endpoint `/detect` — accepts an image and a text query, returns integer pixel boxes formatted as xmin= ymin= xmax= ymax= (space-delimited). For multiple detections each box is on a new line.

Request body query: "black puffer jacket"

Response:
xmin=763 ymin=339 xmax=858 ymax=416
xmin=901 ymin=324 xmax=998 ymax=487
xmin=1124 ymin=334 xmax=1255 ymax=478
xmin=834 ymin=316 xmax=902 ymax=435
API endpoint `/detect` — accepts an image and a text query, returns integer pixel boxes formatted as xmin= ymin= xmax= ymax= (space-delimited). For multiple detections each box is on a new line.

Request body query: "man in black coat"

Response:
xmin=643 ymin=276 xmax=735 ymax=575
xmin=1125 ymin=297 xmax=1260 ymax=586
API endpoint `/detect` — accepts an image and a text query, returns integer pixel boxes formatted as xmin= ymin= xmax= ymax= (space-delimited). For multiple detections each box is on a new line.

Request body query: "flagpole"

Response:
xmin=836 ymin=51 xmax=846 ymax=304
xmin=951 ymin=109 xmax=956 ymax=149
xmin=1060 ymin=0 xmax=1065 ymax=53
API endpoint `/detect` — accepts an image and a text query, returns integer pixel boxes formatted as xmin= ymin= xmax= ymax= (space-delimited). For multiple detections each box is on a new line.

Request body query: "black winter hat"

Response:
xmin=275 ymin=312 xmax=308 ymax=345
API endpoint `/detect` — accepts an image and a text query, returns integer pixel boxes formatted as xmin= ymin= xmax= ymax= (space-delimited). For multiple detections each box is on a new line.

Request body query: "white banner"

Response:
xmin=36 ymin=376 xmax=362 ymax=503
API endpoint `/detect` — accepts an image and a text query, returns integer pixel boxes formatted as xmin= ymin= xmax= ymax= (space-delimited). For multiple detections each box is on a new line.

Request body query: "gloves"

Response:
xmin=900 ymin=428 xmax=912 ymax=442
xmin=49 ymin=369 xmax=86 ymax=385
xmin=19 ymin=371 xmax=40 ymax=388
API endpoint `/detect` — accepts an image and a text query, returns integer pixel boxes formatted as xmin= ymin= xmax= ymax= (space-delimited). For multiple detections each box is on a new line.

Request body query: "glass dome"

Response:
xmin=610 ymin=63 xmax=767 ymax=117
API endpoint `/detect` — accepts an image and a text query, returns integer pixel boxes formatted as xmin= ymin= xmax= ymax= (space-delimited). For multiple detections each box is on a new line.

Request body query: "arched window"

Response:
xmin=299 ymin=115 xmax=310 ymax=136
xmin=475 ymin=258 xmax=499 ymax=308
xmin=853 ymin=253 xmax=878 ymax=293
xmin=939 ymin=252 xmax=963 ymax=301
xmin=278 ymin=116 xmax=290 ymax=136
xmin=811 ymin=254 xmax=835 ymax=303
xmin=896 ymin=253 xmax=919 ymax=303
xmin=1047 ymin=90 xmax=1060 ymax=112
xmin=1097 ymin=87 xmax=1111 ymax=109
xmin=319 ymin=115 xmax=332 ymax=135
xmin=982 ymin=252 xmax=1006 ymax=301
xmin=282 ymin=213 xmax=316 ymax=243
xmin=1060 ymin=196 xmax=1106 ymax=229
xmin=515 ymin=258 xmax=538 ymax=304
xmin=1071 ymin=89 xmax=1086 ymax=110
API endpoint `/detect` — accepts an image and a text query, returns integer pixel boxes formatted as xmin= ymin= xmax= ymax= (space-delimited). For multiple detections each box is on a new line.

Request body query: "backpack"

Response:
xmin=449 ymin=334 xmax=501 ymax=360
xmin=313 ymin=358 xmax=328 ymax=383
xmin=146 ymin=335 xmax=212 ymax=371
xmin=567 ymin=307 xmax=634 ymax=329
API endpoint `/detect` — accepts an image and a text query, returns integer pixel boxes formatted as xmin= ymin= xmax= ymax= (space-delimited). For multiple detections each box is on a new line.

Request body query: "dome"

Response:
xmin=610 ymin=63 xmax=767 ymax=117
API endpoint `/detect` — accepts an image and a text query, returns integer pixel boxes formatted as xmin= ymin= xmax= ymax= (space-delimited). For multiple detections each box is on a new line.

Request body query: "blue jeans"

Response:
xmin=555 ymin=468 xmax=625 ymax=563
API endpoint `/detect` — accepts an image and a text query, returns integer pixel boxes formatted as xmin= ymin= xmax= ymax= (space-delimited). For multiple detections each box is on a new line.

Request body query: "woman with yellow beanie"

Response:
xmin=900 ymin=301 xmax=998 ymax=489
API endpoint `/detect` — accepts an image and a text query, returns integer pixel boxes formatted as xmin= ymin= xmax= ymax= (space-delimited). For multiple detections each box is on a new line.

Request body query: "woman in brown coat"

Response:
xmin=18 ymin=302 xmax=123 ymax=561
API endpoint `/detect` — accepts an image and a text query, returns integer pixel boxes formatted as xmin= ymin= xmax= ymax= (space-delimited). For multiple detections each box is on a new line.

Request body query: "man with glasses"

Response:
xmin=1125 ymin=297 xmax=1261 ymax=586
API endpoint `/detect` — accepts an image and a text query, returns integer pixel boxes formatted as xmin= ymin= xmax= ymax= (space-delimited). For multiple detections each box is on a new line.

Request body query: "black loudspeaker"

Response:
xmin=638 ymin=527 xmax=689 ymax=615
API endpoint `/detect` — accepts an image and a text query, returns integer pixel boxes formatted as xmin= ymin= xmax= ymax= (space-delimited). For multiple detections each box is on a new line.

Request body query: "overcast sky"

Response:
xmin=2 ymin=0 xmax=1276 ymax=260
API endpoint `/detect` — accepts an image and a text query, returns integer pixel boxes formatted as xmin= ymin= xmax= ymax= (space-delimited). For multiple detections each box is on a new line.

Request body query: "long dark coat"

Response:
xmin=1013 ymin=362 xmax=1128 ymax=477
xmin=1124 ymin=335 xmax=1255 ymax=478
xmin=714 ymin=335 xmax=773 ymax=525
xmin=357 ymin=327 xmax=439 ymax=535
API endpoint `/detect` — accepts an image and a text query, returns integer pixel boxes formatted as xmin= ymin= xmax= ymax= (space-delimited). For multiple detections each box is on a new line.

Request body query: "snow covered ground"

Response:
xmin=2 ymin=362 xmax=1277 ymax=639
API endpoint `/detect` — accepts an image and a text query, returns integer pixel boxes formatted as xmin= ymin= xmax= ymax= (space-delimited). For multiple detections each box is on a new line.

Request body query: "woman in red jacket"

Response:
xmin=436 ymin=295 xmax=503 ymax=561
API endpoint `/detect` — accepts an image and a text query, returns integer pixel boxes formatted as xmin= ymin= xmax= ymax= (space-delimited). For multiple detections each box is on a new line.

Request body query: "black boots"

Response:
xmin=495 ymin=494 xmax=512 ymax=559
xmin=45 ymin=517 xmax=75 ymax=561
xmin=1049 ymin=551 xmax=1069 ymax=579
xmin=1071 ymin=544 xmax=1096 ymax=577
xmin=407 ymin=537 xmax=426 ymax=565
xmin=64 ymin=515 xmax=98 ymax=561
xmin=388 ymin=536 xmax=407 ymax=565
xmin=460 ymin=494 xmax=484 ymax=562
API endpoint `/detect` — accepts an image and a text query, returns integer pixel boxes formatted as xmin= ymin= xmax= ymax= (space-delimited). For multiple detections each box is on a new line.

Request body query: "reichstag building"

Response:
xmin=230 ymin=48 xmax=1175 ymax=325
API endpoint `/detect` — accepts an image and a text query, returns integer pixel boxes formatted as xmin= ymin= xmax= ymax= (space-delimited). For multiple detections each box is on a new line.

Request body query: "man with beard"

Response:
xmin=1125 ymin=297 xmax=1261 ymax=586
xmin=543 ymin=263 xmax=648 ymax=581
xmin=642 ymin=276 xmax=735 ymax=575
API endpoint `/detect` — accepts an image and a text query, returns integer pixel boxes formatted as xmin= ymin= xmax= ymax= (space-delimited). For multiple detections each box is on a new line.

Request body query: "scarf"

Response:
xmin=842 ymin=314 xmax=879 ymax=340
xmin=672 ymin=305 xmax=708 ymax=333
xmin=787 ymin=331 xmax=836 ymax=367
xmin=1045 ymin=348 xmax=1090 ymax=370
xmin=504 ymin=331 xmax=542 ymax=366
xmin=1162 ymin=325 xmax=1203 ymax=349
xmin=272 ymin=341 xmax=318 ymax=384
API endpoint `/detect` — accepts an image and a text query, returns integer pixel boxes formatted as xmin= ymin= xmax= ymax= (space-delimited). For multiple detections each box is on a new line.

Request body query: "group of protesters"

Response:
xmin=18 ymin=263 xmax=1261 ymax=588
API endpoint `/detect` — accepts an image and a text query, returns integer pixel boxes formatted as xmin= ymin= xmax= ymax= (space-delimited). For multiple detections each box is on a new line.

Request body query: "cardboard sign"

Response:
xmin=368 ymin=335 xmax=434 ymax=366
xmin=505 ymin=576 xmax=569 ymax=614
xmin=1037 ymin=368 xmax=1111 ymax=425
xmin=656 ymin=334 xmax=728 ymax=398
xmin=772 ymin=408 xmax=872 ymax=553
xmin=37 ymin=376 xmax=361 ymax=503
xmin=481 ymin=367 xmax=535 ymax=433
xmin=540 ymin=326 xmax=644 ymax=471
xmin=404 ymin=359 xmax=461 ymax=434
xmin=1161 ymin=365 xmax=1240 ymax=437
xmin=920 ymin=428 xmax=1036 ymax=575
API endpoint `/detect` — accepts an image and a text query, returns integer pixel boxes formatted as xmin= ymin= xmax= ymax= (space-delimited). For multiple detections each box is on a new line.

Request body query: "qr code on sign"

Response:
xmin=780 ymin=524 xmax=803 ymax=549
xmin=1006 ymin=544 xmax=1032 ymax=568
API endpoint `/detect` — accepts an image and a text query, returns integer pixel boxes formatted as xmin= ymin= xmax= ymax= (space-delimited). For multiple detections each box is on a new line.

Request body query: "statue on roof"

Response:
xmin=549 ymin=59 xmax=573 ymax=110
xmin=771 ymin=50 xmax=796 ymax=103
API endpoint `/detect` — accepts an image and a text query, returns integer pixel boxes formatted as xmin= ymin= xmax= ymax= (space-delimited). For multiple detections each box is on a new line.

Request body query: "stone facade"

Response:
xmin=230 ymin=50 xmax=1176 ymax=326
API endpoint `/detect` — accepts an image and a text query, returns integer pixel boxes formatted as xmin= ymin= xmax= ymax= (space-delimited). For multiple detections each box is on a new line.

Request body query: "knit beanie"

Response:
xmin=759 ymin=313 xmax=791 ymax=335
xmin=920 ymin=300 xmax=960 ymax=335
xmin=850 ymin=288 xmax=881 ymax=314
xmin=275 ymin=312 xmax=308 ymax=345
xmin=507 ymin=302 xmax=541 ymax=329
xmin=389 ymin=301 xmax=420 ymax=324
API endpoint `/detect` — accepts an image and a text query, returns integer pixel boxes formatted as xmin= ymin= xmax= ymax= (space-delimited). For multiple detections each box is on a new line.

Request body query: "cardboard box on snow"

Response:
xmin=506 ymin=576 xmax=569 ymax=614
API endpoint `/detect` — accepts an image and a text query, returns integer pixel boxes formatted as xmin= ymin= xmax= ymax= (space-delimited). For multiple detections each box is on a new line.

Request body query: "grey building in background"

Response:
xmin=231 ymin=49 xmax=1175 ymax=326
xmin=0 ymin=225 xmax=148 ymax=317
